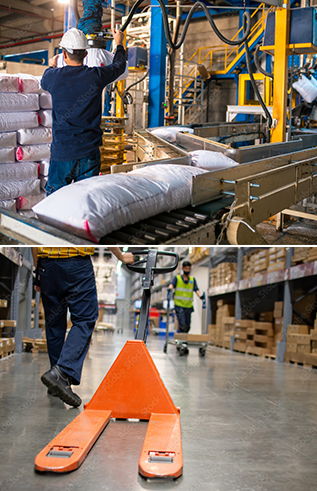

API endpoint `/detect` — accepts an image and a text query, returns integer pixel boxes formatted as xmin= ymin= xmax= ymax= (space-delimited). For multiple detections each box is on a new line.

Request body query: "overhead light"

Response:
xmin=57 ymin=0 xmax=70 ymax=4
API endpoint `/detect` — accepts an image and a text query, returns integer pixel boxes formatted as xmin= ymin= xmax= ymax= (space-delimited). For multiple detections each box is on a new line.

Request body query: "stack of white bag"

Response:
xmin=293 ymin=75 xmax=317 ymax=104
xmin=0 ymin=73 xmax=50 ymax=214
xmin=33 ymin=164 xmax=207 ymax=241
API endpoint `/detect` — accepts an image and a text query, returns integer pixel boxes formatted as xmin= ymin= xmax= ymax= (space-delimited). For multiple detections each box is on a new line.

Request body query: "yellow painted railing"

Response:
xmin=169 ymin=3 xmax=276 ymax=112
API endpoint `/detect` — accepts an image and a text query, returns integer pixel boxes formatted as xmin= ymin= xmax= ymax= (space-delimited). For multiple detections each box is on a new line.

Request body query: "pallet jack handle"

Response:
xmin=127 ymin=249 xmax=179 ymax=343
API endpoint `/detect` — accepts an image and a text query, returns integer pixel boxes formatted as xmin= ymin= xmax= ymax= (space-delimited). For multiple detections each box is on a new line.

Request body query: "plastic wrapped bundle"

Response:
xmin=0 ymin=74 xmax=19 ymax=93
xmin=293 ymin=75 xmax=317 ymax=103
xmin=0 ymin=93 xmax=39 ymax=112
xmin=17 ymin=73 xmax=42 ymax=94
xmin=0 ymin=178 xmax=40 ymax=200
xmin=190 ymin=150 xmax=238 ymax=171
xmin=16 ymin=190 xmax=46 ymax=210
xmin=16 ymin=143 xmax=50 ymax=162
xmin=33 ymin=164 xmax=207 ymax=241
xmin=0 ymin=199 xmax=16 ymax=211
xmin=38 ymin=110 xmax=52 ymax=128
xmin=150 ymin=126 xmax=194 ymax=143
xmin=0 ymin=112 xmax=39 ymax=132
xmin=0 ymin=147 xmax=16 ymax=164
xmin=0 ymin=163 xmax=39 ymax=182
xmin=0 ymin=132 xmax=17 ymax=148
xmin=39 ymin=160 xmax=50 ymax=176
xmin=17 ymin=127 xmax=52 ymax=145
xmin=40 ymin=92 xmax=52 ymax=109
xmin=56 ymin=49 xmax=129 ymax=81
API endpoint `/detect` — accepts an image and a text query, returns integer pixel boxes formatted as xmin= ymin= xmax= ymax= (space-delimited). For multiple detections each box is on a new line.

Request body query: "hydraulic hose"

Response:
xmin=120 ymin=0 xmax=251 ymax=50
xmin=254 ymin=44 xmax=273 ymax=79
xmin=116 ymin=69 xmax=149 ymax=106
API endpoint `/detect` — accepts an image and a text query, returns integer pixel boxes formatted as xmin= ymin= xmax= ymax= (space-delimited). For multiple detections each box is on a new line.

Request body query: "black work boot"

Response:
xmin=41 ymin=365 xmax=82 ymax=408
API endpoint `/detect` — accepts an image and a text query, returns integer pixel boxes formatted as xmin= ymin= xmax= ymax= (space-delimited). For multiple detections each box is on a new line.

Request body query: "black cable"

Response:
xmin=116 ymin=69 xmax=149 ymax=107
xmin=121 ymin=0 xmax=251 ymax=50
xmin=254 ymin=44 xmax=273 ymax=79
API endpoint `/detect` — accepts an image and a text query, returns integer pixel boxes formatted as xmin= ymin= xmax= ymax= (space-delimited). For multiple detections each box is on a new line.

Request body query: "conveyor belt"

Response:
xmin=100 ymin=208 xmax=210 ymax=245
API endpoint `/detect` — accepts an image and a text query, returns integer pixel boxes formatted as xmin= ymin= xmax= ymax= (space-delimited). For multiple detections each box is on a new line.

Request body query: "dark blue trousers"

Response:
xmin=174 ymin=306 xmax=193 ymax=333
xmin=39 ymin=255 xmax=99 ymax=384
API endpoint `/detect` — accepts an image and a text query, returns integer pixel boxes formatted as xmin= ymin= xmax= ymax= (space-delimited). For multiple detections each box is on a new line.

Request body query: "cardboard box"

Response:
xmin=235 ymin=320 xmax=253 ymax=328
xmin=311 ymin=340 xmax=317 ymax=348
xmin=286 ymin=343 xmax=297 ymax=353
xmin=254 ymin=334 xmax=273 ymax=344
xmin=0 ymin=299 xmax=8 ymax=308
xmin=187 ymin=334 xmax=210 ymax=342
xmin=274 ymin=318 xmax=283 ymax=331
xmin=274 ymin=333 xmax=283 ymax=343
xmin=247 ymin=327 xmax=255 ymax=336
xmin=287 ymin=325 xmax=309 ymax=335
xmin=297 ymin=335 xmax=311 ymax=345
xmin=234 ymin=332 xmax=248 ymax=340
xmin=297 ymin=344 xmax=311 ymax=354
xmin=259 ymin=312 xmax=274 ymax=322
xmin=273 ymin=309 xmax=283 ymax=318
xmin=274 ymin=302 xmax=284 ymax=310
xmin=286 ymin=333 xmax=300 ymax=343
xmin=1 ymin=320 xmax=16 ymax=327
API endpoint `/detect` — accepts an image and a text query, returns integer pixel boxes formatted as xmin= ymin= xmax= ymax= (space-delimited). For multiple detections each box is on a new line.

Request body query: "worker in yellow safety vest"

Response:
xmin=168 ymin=261 xmax=204 ymax=333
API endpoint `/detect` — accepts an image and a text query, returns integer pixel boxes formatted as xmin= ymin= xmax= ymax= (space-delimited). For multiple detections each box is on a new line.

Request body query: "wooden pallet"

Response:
xmin=285 ymin=352 xmax=317 ymax=369
xmin=23 ymin=337 xmax=47 ymax=353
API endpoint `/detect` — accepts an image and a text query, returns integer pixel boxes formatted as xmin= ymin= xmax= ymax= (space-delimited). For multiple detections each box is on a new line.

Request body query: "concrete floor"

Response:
xmin=1 ymin=331 xmax=317 ymax=491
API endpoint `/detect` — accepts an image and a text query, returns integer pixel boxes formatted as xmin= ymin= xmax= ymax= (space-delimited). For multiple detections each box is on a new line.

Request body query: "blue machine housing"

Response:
xmin=263 ymin=7 xmax=317 ymax=47
xmin=128 ymin=47 xmax=148 ymax=69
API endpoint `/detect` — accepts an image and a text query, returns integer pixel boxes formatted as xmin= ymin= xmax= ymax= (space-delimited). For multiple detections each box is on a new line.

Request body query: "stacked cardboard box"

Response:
xmin=306 ymin=248 xmax=317 ymax=263
xmin=215 ymin=300 xmax=235 ymax=345
xmin=286 ymin=325 xmax=311 ymax=354
xmin=233 ymin=319 xmax=253 ymax=352
xmin=208 ymin=324 xmax=217 ymax=344
xmin=222 ymin=316 xmax=235 ymax=348
xmin=2 ymin=337 xmax=16 ymax=356
xmin=252 ymin=249 xmax=269 ymax=276
xmin=267 ymin=248 xmax=286 ymax=272
xmin=0 ymin=319 xmax=16 ymax=337
xmin=241 ymin=255 xmax=253 ymax=280
xmin=292 ymin=248 xmax=310 ymax=265
xmin=248 ymin=321 xmax=274 ymax=355
xmin=209 ymin=262 xmax=237 ymax=288
xmin=190 ymin=247 xmax=210 ymax=264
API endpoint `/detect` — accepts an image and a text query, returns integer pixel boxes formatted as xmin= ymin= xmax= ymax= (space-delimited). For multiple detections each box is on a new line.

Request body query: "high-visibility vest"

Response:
xmin=174 ymin=275 xmax=194 ymax=308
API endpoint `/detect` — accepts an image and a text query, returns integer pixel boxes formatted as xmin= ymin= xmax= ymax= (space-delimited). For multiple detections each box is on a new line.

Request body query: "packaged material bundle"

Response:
xmin=0 ymin=178 xmax=40 ymax=200
xmin=56 ymin=49 xmax=129 ymax=81
xmin=16 ymin=143 xmax=50 ymax=162
xmin=0 ymin=112 xmax=39 ymax=132
xmin=40 ymin=175 xmax=47 ymax=191
xmin=0 ymin=147 xmax=15 ymax=164
xmin=39 ymin=160 xmax=50 ymax=176
xmin=17 ymin=73 xmax=42 ymax=94
xmin=16 ymin=190 xmax=46 ymax=210
xmin=0 ymin=163 xmax=39 ymax=182
xmin=150 ymin=126 xmax=194 ymax=143
xmin=38 ymin=110 xmax=52 ymax=127
xmin=0 ymin=74 xmax=19 ymax=93
xmin=190 ymin=150 xmax=238 ymax=171
xmin=17 ymin=127 xmax=52 ymax=145
xmin=0 ymin=93 xmax=39 ymax=112
xmin=0 ymin=199 xmax=16 ymax=211
xmin=0 ymin=132 xmax=17 ymax=148
xmin=293 ymin=75 xmax=317 ymax=103
xmin=33 ymin=164 xmax=207 ymax=241
xmin=39 ymin=92 xmax=52 ymax=109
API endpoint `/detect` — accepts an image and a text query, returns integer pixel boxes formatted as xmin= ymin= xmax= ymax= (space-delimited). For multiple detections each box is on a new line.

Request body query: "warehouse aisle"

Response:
xmin=0 ymin=331 xmax=317 ymax=491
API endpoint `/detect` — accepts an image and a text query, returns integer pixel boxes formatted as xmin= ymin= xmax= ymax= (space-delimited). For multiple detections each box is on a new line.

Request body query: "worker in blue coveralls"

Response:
xmin=41 ymin=27 xmax=126 ymax=195
xmin=168 ymin=261 xmax=204 ymax=333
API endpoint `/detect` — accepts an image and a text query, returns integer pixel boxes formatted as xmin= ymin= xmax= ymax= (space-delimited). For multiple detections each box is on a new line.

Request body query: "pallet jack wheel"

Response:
xmin=163 ymin=344 xmax=167 ymax=353
xmin=179 ymin=347 xmax=189 ymax=356
xmin=199 ymin=347 xmax=206 ymax=357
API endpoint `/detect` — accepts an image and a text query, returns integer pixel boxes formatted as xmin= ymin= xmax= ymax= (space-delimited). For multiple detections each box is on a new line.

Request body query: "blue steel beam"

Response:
xmin=148 ymin=0 xmax=167 ymax=127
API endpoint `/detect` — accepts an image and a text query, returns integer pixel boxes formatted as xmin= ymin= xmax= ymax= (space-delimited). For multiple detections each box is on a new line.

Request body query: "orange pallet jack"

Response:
xmin=35 ymin=249 xmax=183 ymax=480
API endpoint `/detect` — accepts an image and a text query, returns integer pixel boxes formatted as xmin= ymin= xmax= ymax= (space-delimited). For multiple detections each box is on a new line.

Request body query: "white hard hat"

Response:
xmin=59 ymin=28 xmax=89 ymax=53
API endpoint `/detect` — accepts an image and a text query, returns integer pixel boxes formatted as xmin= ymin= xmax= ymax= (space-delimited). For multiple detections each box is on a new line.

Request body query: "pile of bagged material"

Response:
xmin=293 ymin=75 xmax=317 ymax=104
xmin=0 ymin=73 xmax=52 ymax=215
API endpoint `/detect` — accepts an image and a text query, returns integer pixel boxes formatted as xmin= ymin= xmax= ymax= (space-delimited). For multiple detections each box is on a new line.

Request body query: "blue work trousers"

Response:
xmin=46 ymin=149 xmax=101 ymax=195
xmin=39 ymin=255 xmax=99 ymax=384
xmin=174 ymin=306 xmax=193 ymax=333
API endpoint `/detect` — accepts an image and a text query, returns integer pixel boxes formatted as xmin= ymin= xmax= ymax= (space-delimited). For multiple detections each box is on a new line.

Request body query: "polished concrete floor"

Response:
xmin=1 ymin=331 xmax=317 ymax=491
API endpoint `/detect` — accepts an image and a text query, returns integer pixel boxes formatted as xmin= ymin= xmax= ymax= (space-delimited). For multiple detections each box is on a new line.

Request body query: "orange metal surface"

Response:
xmin=85 ymin=340 xmax=180 ymax=419
xmin=34 ymin=409 xmax=112 ymax=472
xmin=35 ymin=340 xmax=182 ymax=478
xmin=139 ymin=413 xmax=183 ymax=479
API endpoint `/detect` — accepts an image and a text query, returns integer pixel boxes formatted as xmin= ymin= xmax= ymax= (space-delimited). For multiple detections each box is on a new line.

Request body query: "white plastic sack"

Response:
xmin=0 ymin=162 xmax=39 ymax=182
xmin=16 ymin=190 xmax=45 ymax=210
xmin=0 ymin=93 xmax=39 ymax=112
xmin=0 ymin=74 xmax=19 ymax=93
xmin=33 ymin=164 xmax=207 ymax=241
xmin=190 ymin=150 xmax=238 ymax=171
xmin=56 ymin=48 xmax=129 ymax=81
xmin=293 ymin=75 xmax=317 ymax=103
xmin=0 ymin=178 xmax=40 ymax=200
xmin=17 ymin=127 xmax=52 ymax=145
xmin=18 ymin=209 xmax=37 ymax=218
xmin=38 ymin=110 xmax=52 ymax=128
xmin=17 ymin=73 xmax=42 ymax=94
xmin=16 ymin=143 xmax=50 ymax=162
xmin=0 ymin=147 xmax=15 ymax=164
xmin=0 ymin=199 xmax=16 ymax=211
xmin=150 ymin=126 xmax=194 ymax=143
xmin=0 ymin=132 xmax=17 ymax=148
xmin=0 ymin=112 xmax=39 ymax=132
xmin=40 ymin=92 xmax=52 ymax=109
xmin=39 ymin=160 xmax=50 ymax=176
xmin=40 ymin=175 xmax=47 ymax=191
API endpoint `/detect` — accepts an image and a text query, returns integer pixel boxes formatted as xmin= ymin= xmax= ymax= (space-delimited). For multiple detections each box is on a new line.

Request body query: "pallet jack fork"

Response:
xmin=35 ymin=249 xmax=183 ymax=480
